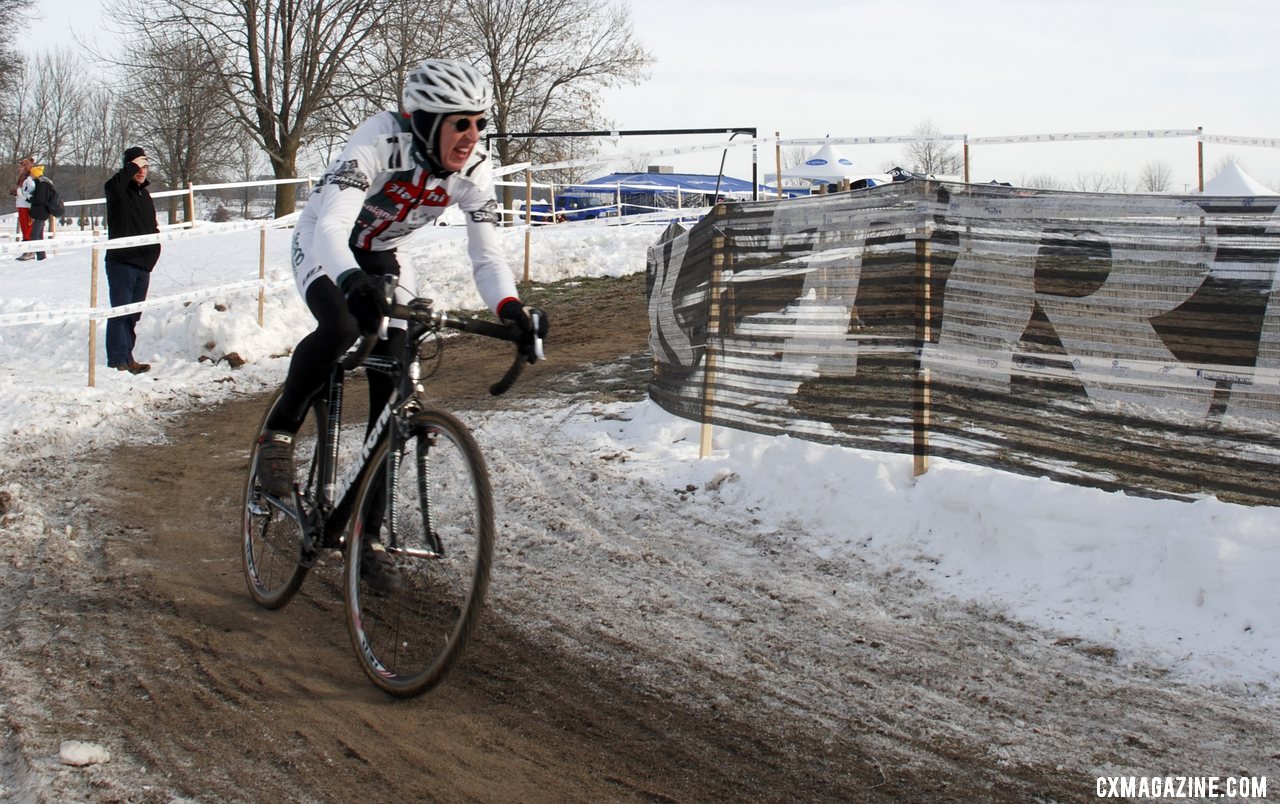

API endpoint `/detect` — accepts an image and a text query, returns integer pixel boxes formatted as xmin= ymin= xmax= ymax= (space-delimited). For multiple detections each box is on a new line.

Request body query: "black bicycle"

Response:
xmin=241 ymin=285 xmax=541 ymax=697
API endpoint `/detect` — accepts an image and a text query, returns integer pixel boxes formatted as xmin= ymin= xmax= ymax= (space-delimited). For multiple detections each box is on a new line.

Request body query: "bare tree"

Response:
xmin=318 ymin=0 xmax=467 ymax=141
xmin=230 ymin=132 xmax=272 ymax=218
xmin=1073 ymin=171 xmax=1131 ymax=193
xmin=28 ymin=78 xmax=143 ymax=225
xmin=0 ymin=0 xmax=21 ymax=97
xmin=63 ymin=86 xmax=134 ymax=208
xmin=616 ymin=151 xmax=650 ymax=174
xmin=23 ymin=50 xmax=91 ymax=172
xmin=0 ymin=61 xmax=38 ymax=169
xmin=103 ymin=0 xmax=403 ymax=216
xmin=769 ymin=145 xmax=822 ymax=191
xmin=902 ymin=120 xmax=963 ymax=177
xmin=540 ymin=137 xmax=610 ymax=186
xmin=1 ymin=50 xmax=120 ymax=213
xmin=1137 ymin=160 xmax=1172 ymax=193
xmin=780 ymin=146 xmax=810 ymax=171
xmin=125 ymin=36 xmax=244 ymax=222
xmin=460 ymin=0 xmax=652 ymax=213
xmin=1212 ymin=153 xmax=1244 ymax=175
xmin=1019 ymin=174 xmax=1067 ymax=190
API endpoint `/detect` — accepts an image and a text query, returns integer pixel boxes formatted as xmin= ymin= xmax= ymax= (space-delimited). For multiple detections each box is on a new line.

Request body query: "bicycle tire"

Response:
xmin=344 ymin=409 xmax=495 ymax=697
xmin=241 ymin=390 xmax=320 ymax=609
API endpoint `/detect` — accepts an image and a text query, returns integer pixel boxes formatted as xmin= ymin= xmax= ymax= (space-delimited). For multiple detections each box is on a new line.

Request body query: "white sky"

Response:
xmin=27 ymin=0 xmax=1280 ymax=189
xmin=600 ymin=0 xmax=1280 ymax=187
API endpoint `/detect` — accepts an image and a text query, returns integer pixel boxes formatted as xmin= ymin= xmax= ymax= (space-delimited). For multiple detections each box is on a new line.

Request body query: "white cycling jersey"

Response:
xmin=292 ymin=111 xmax=517 ymax=314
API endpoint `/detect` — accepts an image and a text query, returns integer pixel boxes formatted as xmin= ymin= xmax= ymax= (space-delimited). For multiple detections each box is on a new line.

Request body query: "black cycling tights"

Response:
xmin=265 ymin=276 xmax=404 ymax=435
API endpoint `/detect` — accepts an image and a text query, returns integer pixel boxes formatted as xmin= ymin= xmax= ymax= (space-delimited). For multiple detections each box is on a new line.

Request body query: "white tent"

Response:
xmin=1201 ymin=161 xmax=1278 ymax=196
xmin=778 ymin=142 xmax=880 ymax=185
xmin=770 ymin=141 xmax=890 ymax=189
xmin=783 ymin=142 xmax=861 ymax=182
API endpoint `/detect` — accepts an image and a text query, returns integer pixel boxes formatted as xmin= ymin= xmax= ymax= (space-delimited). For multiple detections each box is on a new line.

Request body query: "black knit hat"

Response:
xmin=123 ymin=146 xmax=147 ymax=166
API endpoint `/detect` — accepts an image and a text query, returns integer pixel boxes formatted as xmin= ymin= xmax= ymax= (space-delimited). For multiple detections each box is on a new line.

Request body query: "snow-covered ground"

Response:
xmin=1 ymin=217 xmax=1278 ymax=695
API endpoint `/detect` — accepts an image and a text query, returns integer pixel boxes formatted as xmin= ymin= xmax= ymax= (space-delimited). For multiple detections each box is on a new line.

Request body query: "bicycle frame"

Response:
xmin=260 ymin=294 xmax=533 ymax=565
xmin=274 ymin=324 xmax=428 ymax=565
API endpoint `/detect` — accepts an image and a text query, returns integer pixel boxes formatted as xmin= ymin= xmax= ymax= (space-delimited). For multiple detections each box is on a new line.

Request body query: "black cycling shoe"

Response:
xmin=255 ymin=429 xmax=296 ymax=497
xmin=360 ymin=540 xmax=403 ymax=594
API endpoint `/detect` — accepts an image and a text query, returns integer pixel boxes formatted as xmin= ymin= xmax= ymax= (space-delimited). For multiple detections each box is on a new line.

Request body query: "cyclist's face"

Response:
xmin=439 ymin=113 xmax=484 ymax=173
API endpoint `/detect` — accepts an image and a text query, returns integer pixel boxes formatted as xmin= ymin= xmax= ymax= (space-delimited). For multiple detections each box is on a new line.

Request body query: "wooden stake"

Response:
xmin=913 ymin=214 xmax=932 ymax=477
xmin=774 ymin=132 xmax=783 ymax=199
xmin=88 ymin=247 xmax=100 ymax=387
xmin=700 ymin=224 xmax=727 ymax=458
xmin=1197 ymin=126 xmax=1205 ymax=192
xmin=258 ymin=227 xmax=267 ymax=327
xmin=523 ymin=170 xmax=533 ymax=283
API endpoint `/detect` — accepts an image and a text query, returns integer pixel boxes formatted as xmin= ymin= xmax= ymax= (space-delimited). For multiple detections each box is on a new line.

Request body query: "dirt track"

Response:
xmin=2 ymin=272 xmax=1278 ymax=802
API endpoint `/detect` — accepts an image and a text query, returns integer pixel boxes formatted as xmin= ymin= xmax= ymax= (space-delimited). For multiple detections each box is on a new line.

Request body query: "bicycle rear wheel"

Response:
xmin=242 ymin=392 xmax=322 ymax=609
xmin=344 ymin=409 xmax=495 ymax=697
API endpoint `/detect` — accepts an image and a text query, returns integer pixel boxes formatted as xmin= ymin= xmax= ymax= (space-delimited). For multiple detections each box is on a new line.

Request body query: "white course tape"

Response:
xmin=780 ymin=135 xmax=966 ymax=146
xmin=967 ymin=128 xmax=1198 ymax=145
xmin=0 ymin=278 xmax=293 ymax=328
xmin=1201 ymin=135 xmax=1280 ymax=149
xmin=515 ymin=127 xmax=1218 ymax=177
xmin=0 ymin=215 xmax=300 ymax=258
xmin=530 ymin=137 xmax=768 ymax=173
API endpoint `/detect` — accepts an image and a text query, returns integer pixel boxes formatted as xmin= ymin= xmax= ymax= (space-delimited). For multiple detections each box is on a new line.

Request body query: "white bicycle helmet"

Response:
xmin=403 ymin=59 xmax=491 ymax=174
xmin=403 ymin=59 xmax=492 ymax=115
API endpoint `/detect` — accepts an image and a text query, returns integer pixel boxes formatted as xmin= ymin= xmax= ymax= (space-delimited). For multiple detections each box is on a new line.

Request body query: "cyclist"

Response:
xmin=256 ymin=59 xmax=548 ymax=590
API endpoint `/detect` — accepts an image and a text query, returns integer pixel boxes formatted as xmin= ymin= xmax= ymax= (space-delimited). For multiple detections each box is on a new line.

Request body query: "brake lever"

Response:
xmin=531 ymin=312 xmax=545 ymax=362
xmin=377 ymin=275 xmax=397 ymax=341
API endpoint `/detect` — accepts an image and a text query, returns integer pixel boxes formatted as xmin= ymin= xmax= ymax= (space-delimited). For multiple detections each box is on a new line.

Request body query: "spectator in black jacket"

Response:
xmin=103 ymin=146 xmax=161 ymax=375
xmin=25 ymin=165 xmax=49 ymax=261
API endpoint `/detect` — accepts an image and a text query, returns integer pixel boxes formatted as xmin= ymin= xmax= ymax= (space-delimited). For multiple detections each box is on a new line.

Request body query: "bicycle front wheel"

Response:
xmin=242 ymin=391 xmax=321 ymax=609
xmin=344 ymin=409 xmax=495 ymax=697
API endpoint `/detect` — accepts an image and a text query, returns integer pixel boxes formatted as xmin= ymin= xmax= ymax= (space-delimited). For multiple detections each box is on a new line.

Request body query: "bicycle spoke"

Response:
xmin=345 ymin=410 xmax=494 ymax=697
xmin=241 ymin=393 xmax=319 ymax=609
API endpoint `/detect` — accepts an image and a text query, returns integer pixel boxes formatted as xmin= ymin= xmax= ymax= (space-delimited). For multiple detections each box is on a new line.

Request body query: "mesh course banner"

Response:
xmin=646 ymin=180 xmax=1280 ymax=506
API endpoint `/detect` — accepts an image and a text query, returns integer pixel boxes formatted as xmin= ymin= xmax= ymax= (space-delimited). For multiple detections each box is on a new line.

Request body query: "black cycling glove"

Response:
xmin=340 ymin=271 xmax=390 ymax=335
xmin=498 ymin=299 xmax=550 ymax=363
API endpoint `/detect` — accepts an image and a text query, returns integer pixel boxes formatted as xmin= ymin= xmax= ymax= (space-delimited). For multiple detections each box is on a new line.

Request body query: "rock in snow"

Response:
xmin=59 ymin=741 xmax=110 ymax=767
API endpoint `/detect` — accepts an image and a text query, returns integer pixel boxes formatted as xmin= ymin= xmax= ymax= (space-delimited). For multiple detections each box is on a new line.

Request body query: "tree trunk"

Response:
xmin=497 ymin=139 xmax=516 ymax=226
xmin=271 ymin=149 xmax=299 ymax=217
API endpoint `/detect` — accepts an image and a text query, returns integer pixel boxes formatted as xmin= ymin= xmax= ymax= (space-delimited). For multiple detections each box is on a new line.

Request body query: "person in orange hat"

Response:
xmin=26 ymin=165 xmax=55 ymax=261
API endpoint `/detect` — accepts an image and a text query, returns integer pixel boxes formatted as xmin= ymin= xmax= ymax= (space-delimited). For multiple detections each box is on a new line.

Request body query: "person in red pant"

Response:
xmin=12 ymin=156 xmax=34 ymax=259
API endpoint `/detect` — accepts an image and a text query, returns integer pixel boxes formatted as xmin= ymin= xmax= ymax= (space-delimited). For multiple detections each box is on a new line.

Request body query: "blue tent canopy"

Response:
xmin=562 ymin=171 xmax=764 ymax=216
xmin=576 ymin=171 xmax=761 ymax=196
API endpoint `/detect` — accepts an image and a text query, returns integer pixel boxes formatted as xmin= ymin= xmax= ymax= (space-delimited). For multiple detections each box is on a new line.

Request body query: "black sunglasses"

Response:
xmin=452 ymin=116 xmax=486 ymax=133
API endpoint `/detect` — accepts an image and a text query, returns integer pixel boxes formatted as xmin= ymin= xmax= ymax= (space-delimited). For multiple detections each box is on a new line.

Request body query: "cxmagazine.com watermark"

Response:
xmin=1097 ymin=776 xmax=1268 ymax=799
